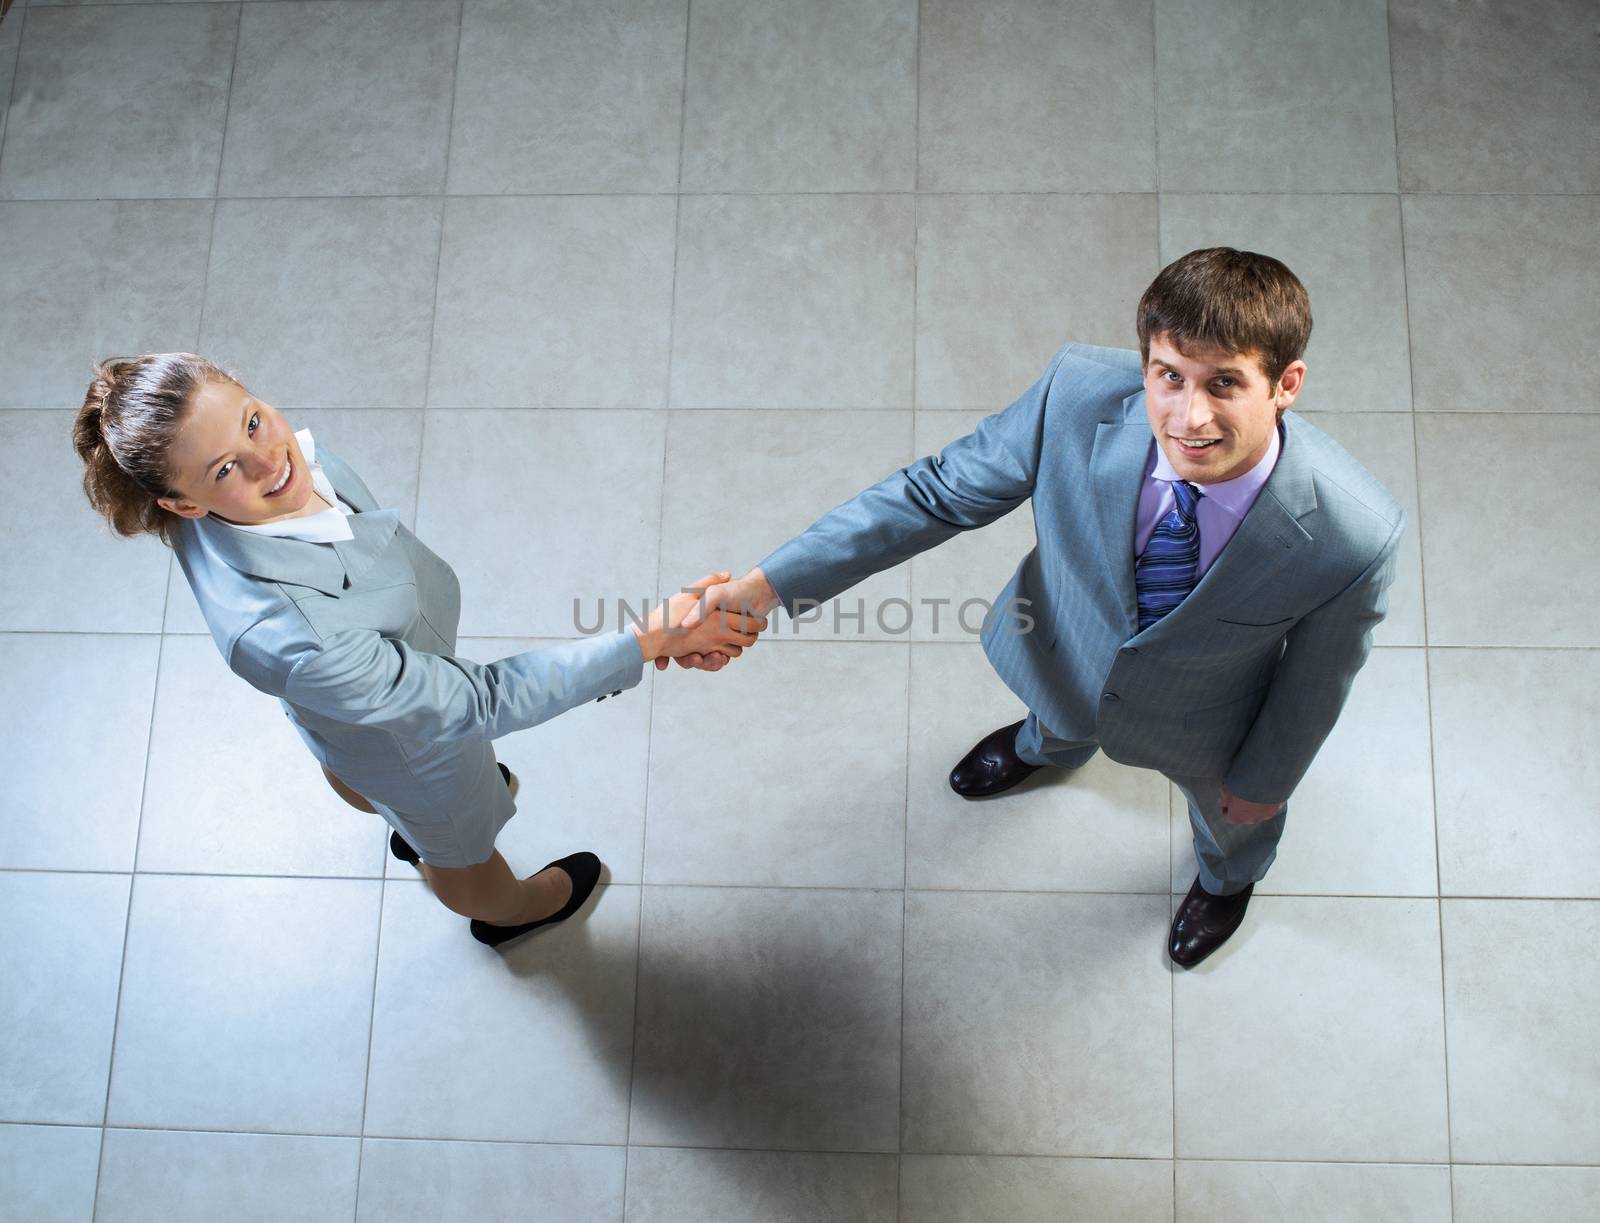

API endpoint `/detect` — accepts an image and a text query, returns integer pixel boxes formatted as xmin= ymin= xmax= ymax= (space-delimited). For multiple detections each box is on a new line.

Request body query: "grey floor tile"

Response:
xmin=199 ymin=197 xmax=443 ymax=410
xmin=363 ymin=879 xmax=639 ymax=1144
xmin=163 ymin=408 xmax=425 ymax=632
xmin=647 ymin=641 xmax=909 ymax=888
xmin=1442 ymin=899 xmax=1600 ymax=1164
xmin=358 ymin=1138 xmax=625 ymax=1223
xmin=1296 ymin=412 xmax=1423 ymax=647
xmin=447 ymin=0 xmax=686 ymax=195
xmin=137 ymin=635 xmax=386 ymax=877
xmin=0 ymin=634 xmax=158 ymax=871
xmin=0 ymin=410 xmax=172 ymax=632
xmin=1172 ymin=896 xmax=1449 ymax=1161
xmin=908 ymin=643 xmax=1171 ymax=894
xmin=1451 ymin=1164 xmax=1600 ymax=1223
xmin=1417 ymin=414 xmax=1600 ymax=646
xmin=1155 ymin=0 xmax=1397 ymax=192
xmin=680 ymin=0 xmax=916 ymax=193
xmin=0 ymin=1124 xmax=99 ymax=1223
xmin=0 ymin=872 xmax=129 ymax=1124
xmin=0 ymin=3 xmax=234 ymax=200
xmin=900 ymin=1154 xmax=1173 ymax=1223
xmin=1391 ymin=0 xmax=1600 ymax=192
xmin=658 ymin=409 xmax=914 ymax=642
xmin=106 ymin=875 xmax=380 ymax=1134
xmin=428 ymin=195 xmax=677 ymax=409
xmin=1403 ymin=195 xmax=1599 ymax=414
xmin=908 ymin=410 xmax=1040 ymax=642
xmin=1179 ymin=648 xmax=1437 ymax=897
xmin=95 ymin=1129 xmax=359 ymax=1223
xmin=1430 ymin=648 xmax=1598 ymax=898
xmin=630 ymin=885 xmax=902 ymax=1152
xmin=670 ymin=194 xmax=915 ymax=410
xmin=1176 ymin=1160 xmax=1451 ymax=1223
xmin=915 ymin=195 xmax=1158 ymax=410
xmin=0 ymin=200 xmax=211 ymax=410
xmin=1159 ymin=194 xmax=1412 ymax=413
xmin=918 ymin=0 xmax=1154 ymax=192
xmin=412 ymin=637 xmax=652 ymax=885
xmin=624 ymin=1147 xmax=898 ymax=1223
xmin=219 ymin=0 xmax=457 ymax=198
xmin=902 ymin=890 xmax=1173 ymax=1157
xmin=415 ymin=409 xmax=665 ymax=637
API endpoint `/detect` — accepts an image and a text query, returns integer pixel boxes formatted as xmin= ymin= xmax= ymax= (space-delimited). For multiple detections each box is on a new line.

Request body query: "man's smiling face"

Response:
xmin=1142 ymin=333 xmax=1305 ymax=484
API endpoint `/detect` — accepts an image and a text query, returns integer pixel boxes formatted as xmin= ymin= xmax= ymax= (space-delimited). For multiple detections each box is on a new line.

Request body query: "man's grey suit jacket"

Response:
xmin=171 ymin=446 xmax=644 ymax=819
xmin=758 ymin=341 xmax=1405 ymax=804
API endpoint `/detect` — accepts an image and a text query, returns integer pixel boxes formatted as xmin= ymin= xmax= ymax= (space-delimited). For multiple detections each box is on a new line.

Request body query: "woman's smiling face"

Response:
xmin=156 ymin=379 xmax=319 ymax=525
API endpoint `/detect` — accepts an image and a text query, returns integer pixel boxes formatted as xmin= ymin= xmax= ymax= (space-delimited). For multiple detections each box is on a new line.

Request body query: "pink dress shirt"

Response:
xmin=1133 ymin=424 xmax=1283 ymax=576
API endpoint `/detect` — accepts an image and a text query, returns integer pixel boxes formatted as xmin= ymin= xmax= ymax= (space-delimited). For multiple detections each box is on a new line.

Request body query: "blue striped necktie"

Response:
xmin=1135 ymin=479 xmax=1202 ymax=631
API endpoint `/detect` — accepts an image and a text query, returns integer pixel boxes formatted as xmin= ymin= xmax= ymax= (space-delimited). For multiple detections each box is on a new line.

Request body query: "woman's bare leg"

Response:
xmin=321 ymin=765 xmax=378 ymax=814
xmin=320 ymin=767 xmax=566 ymax=925
xmin=421 ymin=851 xmax=573 ymax=926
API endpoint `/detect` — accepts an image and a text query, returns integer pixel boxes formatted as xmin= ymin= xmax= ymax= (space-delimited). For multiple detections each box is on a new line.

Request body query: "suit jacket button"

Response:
xmin=1102 ymin=692 xmax=1120 ymax=702
xmin=1120 ymin=647 xmax=1138 ymax=656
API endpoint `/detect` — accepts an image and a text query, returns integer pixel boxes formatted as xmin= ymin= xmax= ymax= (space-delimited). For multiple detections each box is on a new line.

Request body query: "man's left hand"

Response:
xmin=1219 ymin=781 xmax=1284 ymax=825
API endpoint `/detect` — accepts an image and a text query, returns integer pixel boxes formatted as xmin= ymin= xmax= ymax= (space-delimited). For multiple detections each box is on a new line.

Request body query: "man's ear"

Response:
xmin=156 ymin=495 xmax=209 ymax=521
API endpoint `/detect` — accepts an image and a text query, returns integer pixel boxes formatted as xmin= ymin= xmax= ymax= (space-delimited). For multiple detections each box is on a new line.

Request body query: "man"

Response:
xmin=683 ymin=248 xmax=1404 ymax=967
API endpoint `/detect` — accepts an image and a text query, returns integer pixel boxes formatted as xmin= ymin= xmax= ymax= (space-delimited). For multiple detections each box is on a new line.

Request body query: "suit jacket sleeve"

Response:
xmin=244 ymin=627 xmax=646 ymax=743
xmin=1222 ymin=515 xmax=1405 ymax=803
xmin=757 ymin=343 xmax=1074 ymax=613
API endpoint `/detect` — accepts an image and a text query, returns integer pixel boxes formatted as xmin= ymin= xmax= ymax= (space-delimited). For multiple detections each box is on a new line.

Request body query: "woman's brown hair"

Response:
xmin=1136 ymin=247 xmax=1312 ymax=413
xmin=72 ymin=353 xmax=245 ymax=547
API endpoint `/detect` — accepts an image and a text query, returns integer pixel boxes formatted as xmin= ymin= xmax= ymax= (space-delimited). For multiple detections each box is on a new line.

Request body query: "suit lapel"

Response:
xmin=1089 ymin=390 xmax=1156 ymax=628
xmin=190 ymin=445 xmax=399 ymax=597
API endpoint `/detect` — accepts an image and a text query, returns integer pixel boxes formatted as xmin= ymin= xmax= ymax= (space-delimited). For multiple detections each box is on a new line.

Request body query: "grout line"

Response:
xmin=90 ymin=552 xmax=173 ymax=1219
xmin=899 ymin=4 xmax=922 ymax=1211
xmin=6 ymin=865 xmax=1599 ymax=902
xmin=84 ymin=4 xmax=238 ymax=1210
xmin=46 ymin=1117 xmax=1589 ymax=1168
xmin=1150 ymin=2 xmax=1178 ymax=1212
xmin=7 ymin=628 xmax=1600 ymax=649
xmin=191 ymin=0 xmax=244 ymax=356
xmin=1387 ymin=2 xmax=1458 ymax=1208
xmin=351 ymin=2 xmax=463 ymax=1214
xmin=7 ymin=186 xmax=1597 ymax=203
xmin=621 ymin=5 xmax=693 ymax=1211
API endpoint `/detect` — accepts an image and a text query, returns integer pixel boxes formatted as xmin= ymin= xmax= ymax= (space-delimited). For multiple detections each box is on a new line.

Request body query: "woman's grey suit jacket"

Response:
xmin=171 ymin=447 xmax=644 ymax=866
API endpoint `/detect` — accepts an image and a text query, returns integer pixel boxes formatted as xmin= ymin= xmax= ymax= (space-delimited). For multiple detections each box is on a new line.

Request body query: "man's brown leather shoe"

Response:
xmin=1168 ymin=877 xmax=1254 ymax=968
xmin=949 ymin=719 xmax=1041 ymax=798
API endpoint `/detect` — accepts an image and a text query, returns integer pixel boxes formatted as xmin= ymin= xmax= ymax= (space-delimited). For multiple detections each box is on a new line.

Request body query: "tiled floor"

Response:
xmin=1 ymin=1 xmax=1596 ymax=1220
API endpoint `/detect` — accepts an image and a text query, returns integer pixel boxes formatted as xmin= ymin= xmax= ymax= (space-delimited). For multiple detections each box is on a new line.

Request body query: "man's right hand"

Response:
xmin=632 ymin=571 xmax=768 ymax=671
xmin=663 ymin=567 xmax=780 ymax=671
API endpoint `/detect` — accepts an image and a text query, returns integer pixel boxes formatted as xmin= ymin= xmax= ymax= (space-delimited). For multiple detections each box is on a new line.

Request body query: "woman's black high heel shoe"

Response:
xmin=388 ymin=762 xmax=517 ymax=869
xmin=470 ymin=851 xmax=603 ymax=948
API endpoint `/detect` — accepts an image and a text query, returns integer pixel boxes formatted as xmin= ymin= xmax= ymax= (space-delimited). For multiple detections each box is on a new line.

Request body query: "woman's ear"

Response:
xmin=156 ymin=495 xmax=208 ymax=521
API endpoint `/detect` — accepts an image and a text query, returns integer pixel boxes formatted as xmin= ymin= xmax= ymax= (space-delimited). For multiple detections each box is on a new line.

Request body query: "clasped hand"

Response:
xmin=634 ymin=570 xmax=773 ymax=673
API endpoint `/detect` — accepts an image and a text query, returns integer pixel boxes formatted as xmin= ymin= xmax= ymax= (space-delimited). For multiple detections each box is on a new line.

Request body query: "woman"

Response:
xmin=73 ymin=352 xmax=762 ymax=947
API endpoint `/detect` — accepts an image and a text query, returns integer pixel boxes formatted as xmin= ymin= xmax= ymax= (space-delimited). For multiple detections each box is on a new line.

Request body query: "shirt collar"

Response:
xmin=1148 ymin=423 xmax=1283 ymax=521
xmin=219 ymin=428 xmax=355 ymax=544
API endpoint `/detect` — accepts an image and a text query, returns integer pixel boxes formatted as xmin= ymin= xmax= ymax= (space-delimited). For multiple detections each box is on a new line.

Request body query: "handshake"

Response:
xmin=629 ymin=568 xmax=780 ymax=674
